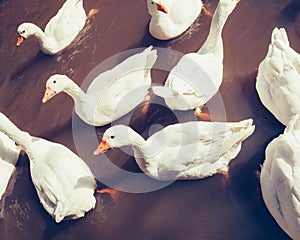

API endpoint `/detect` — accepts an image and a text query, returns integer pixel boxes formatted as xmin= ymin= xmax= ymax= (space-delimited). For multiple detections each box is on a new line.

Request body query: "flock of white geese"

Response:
xmin=0 ymin=0 xmax=299 ymax=238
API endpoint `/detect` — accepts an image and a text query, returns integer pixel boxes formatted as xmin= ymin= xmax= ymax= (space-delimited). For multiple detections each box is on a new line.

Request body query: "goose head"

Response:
xmin=147 ymin=0 xmax=169 ymax=15
xmin=42 ymin=74 xmax=71 ymax=103
xmin=16 ymin=23 xmax=37 ymax=46
xmin=94 ymin=125 xmax=139 ymax=155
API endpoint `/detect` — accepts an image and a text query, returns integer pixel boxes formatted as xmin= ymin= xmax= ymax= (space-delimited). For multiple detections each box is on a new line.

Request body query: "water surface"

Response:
xmin=1 ymin=0 xmax=298 ymax=239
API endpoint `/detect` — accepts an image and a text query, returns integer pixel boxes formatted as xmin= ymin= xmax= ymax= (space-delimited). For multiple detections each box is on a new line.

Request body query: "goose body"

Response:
xmin=43 ymin=46 xmax=157 ymax=126
xmin=0 ymin=133 xmax=20 ymax=200
xmin=256 ymin=27 xmax=300 ymax=126
xmin=17 ymin=0 xmax=87 ymax=55
xmin=147 ymin=0 xmax=203 ymax=40
xmin=261 ymin=114 xmax=300 ymax=239
xmin=94 ymin=119 xmax=255 ymax=180
xmin=0 ymin=113 xmax=96 ymax=223
xmin=152 ymin=0 xmax=239 ymax=116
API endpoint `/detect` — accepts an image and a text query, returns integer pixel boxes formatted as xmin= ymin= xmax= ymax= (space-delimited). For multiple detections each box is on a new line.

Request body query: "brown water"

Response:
xmin=1 ymin=0 xmax=299 ymax=239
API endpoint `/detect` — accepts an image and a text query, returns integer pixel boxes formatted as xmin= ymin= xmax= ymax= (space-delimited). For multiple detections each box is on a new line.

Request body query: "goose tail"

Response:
xmin=152 ymin=86 xmax=194 ymax=110
xmin=271 ymin=27 xmax=289 ymax=46
xmin=221 ymin=119 xmax=255 ymax=156
xmin=212 ymin=119 xmax=255 ymax=174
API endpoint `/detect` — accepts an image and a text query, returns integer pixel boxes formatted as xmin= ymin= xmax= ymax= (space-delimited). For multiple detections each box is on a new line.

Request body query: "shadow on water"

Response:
xmin=9 ymin=52 xmax=51 ymax=82
xmin=43 ymin=220 xmax=76 ymax=240
xmin=226 ymin=71 xmax=289 ymax=239
xmin=240 ymin=70 xmax=285 ymax=133
xmin=279 ymin=0 xmax=300 ymax=23
xmin=228 ymin=148 xmax=291 ymax=239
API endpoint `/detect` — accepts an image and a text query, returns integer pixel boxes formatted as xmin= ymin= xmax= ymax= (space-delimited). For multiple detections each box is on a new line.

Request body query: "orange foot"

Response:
xmin=141 ymin=101 xmax=150 ymax=114
xmin=255 ymin=170 xmax=261 ymax=183
xmin=87 ymin=8 xmax=99 ymax=20
xmin=219 ymin=170 xmax=229 ymax=176
xmin=219 ymin=169 xmax=229 ymax=181
xmin=97 ymin=188 xmax=119 ymax=202
xmin=219 ymin=170 xmax=230 ymax=188
xmin=202 ymin=6 xmax=213 ymax=17
xmin=16 ymin=145 xmax=24 ymax=151
xmin=194 ymin=108 xmax=211 ymax=121
xmin=141 ymin=96 xmax=150 ymax=114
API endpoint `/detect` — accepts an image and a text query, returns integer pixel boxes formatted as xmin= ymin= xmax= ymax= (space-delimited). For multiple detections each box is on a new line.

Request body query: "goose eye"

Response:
xmin=53 ymin=80 xmax=56 ymax=84
xmin=110 ymin=136 xmax=115 ymax=139
xmin=21 ymin=30 xmax=25 ymax=34
xmin=151 ymin=1 xmax=154 ymax=4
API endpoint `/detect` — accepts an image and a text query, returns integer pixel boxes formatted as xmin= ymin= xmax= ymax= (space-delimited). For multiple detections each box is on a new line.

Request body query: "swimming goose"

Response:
xmin=94 ymin=118 xmax=254 ymax=181
xmin=0 ymin=112 xmax=96 ymax=223
xmin=256 ymin=27 xmax=300 ymax=126
xmin=261 ymin=113 xmax=300 ymax=239
xmin=152 ymin=0 xmax=239 ymax=119
xmin=147 ymin=0 xmax=209 ymax=40
xmin=42 ymin=46 xmax=157 ymax=126
xmin=16 ymin=0 xmax=97 ymax=55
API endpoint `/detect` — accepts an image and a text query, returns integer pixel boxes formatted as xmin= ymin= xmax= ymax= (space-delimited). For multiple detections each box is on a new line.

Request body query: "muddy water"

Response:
xmin=0 ymin=0 xmax=299 ymax=239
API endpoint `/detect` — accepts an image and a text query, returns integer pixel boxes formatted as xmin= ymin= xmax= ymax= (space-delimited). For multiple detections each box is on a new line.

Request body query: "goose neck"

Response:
xmin=0 ymin=115 xmax=32 ymax=152
xmin=29 ymin=24 xmax=48 ymax=45
xmin=64 ymin=80 xmax=86 ymax=103
xmin=129 ymin=130 xmax=146 ymax=150
xmin=198 ymin=5 xmax=233 ymax=56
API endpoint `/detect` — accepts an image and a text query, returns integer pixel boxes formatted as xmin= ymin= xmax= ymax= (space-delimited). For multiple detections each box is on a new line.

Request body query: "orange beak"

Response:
xmin=16 ymin=36 xmax=24 ymax=46
xmin=93 ymin=139 xmax=110 ymax=155
xmin=42 ymin=86 xmax=56 ymax=103
xmin=156 ymin=2 xmax=168 ymax=13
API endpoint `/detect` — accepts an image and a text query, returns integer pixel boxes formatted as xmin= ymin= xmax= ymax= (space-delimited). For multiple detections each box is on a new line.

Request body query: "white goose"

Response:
xmin=94 ymin=119 xmax=255 ymax=180
xmin=42 ymin=46 xmax=157 ymax=126
xmin=16 ymin=0 xmax=97 ymax=55
xmin=152 ymin=0 xmax=239 ymax=119
xmin=0 ymin=113 xmax=96 ymax=223
xmin=261 ymin=114 xmax=300 ymax=239
xmin=0 ymin=132 xmax=20 ymax=200
xmin=147 ymin=0 xmax=209 ymax=40
xmin=256 ymin=27 xmax=300 ymax=126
